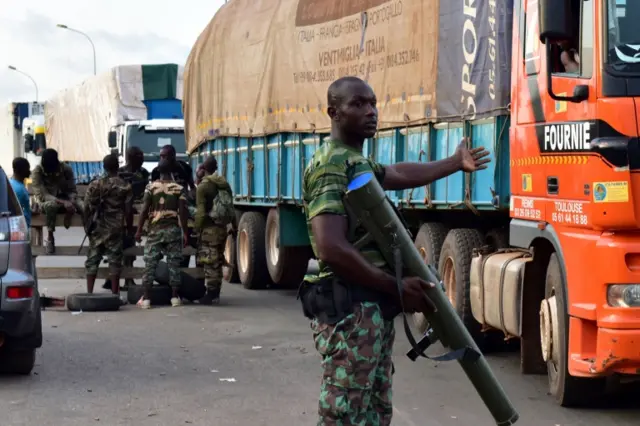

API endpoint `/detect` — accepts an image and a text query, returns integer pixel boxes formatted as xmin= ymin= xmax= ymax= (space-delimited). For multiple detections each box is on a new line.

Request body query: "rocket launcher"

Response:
xmin=343 ymin=172 xmax=519 ymax=426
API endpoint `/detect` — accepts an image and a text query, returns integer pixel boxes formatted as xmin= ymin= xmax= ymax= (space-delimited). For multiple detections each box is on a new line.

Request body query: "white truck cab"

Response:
xmin=108 ymin=118 xmax=186 ymax=172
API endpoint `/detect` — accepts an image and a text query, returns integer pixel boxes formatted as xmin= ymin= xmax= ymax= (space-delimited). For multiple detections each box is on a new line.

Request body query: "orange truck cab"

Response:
xmin=470 ymin=0 xmax=640 ymax=407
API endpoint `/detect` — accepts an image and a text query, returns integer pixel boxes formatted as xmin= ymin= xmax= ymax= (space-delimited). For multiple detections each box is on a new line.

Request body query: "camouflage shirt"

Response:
xmin=194 ymin=174 xmax=233 ymax=230
xmin=302 ymin=139 xmax=388 ymax=279
xmin=84 ymin=175 xmax=134 ymax=244
xmin=31 ymin=162 xmax=78 ymax=204
xmin=118 ymin=165 xmax=150 ymax=203
xmin=143 ymin=181 xmax=186 ymax=230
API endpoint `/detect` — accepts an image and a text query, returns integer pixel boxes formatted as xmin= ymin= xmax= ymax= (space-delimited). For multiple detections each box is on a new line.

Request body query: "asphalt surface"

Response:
xmin=1 ymin=228 xmax=638 ymax=426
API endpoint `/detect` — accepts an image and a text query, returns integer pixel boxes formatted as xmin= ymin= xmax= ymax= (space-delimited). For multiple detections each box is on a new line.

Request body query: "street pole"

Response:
xmin=8 ymin=65 xmax=39 ymax=102
xmin=56 ymin=24 xmax=97 ymax=75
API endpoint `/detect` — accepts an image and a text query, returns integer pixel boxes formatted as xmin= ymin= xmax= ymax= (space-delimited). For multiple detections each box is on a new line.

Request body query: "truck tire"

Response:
xmin=0 ymin=348 xmax=36 ymax=375
xmin=438 ymin=228 xmax=490 ymax=349
xmin=237 ymin=212 xmax=272 ymax=290
xmin=265 ymin=208 xmax=310 ymax=289
xmin=543 ymin=253 xmax=606 ymax=407
xmin=223 ymin=232 xmax=240 ymax=283
xmin=67 ymin=293 xmax=121 ymax=312
xmin=126 ymin=284 xmax=172 ymax=306
xmin=412 ymin=222 xmax=449 ymax=334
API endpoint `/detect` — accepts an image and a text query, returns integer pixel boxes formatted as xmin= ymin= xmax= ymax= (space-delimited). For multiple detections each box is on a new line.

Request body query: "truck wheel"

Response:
xmin=223 ymin=232 xmax=240 ymax=283
xmin=542 ymin=253 xmax=606 ymax=407
xmin=412 ymin=222 xmax=449 ymax=334
xmin=237 ymin=212 xmax=272 ymax=290
xmin=0 ymin=348 xmax=36 ymax=375
xmin=265 ymin=209 xmax=310 ymax=289
xmin=438 ymin=228 xmax=489 ymax=348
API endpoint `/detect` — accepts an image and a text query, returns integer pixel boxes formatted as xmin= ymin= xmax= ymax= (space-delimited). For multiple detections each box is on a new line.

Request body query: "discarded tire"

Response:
xmin=67 ymin=293 xmax=122 ymax=312
xmin=154 ymin=261 xmax=206 ymax=302
xmin=126 ymin=283 xmax=172 ymax=306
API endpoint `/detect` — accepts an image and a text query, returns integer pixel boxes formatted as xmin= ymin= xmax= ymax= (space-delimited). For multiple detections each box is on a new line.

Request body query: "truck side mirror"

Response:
xmin=24 ymin=134 xmax=34 ymax=153
xmin=538 ymin=0 xmax=572 ymax=44
xmin=108 ymin=131 xmax=117 ymax=148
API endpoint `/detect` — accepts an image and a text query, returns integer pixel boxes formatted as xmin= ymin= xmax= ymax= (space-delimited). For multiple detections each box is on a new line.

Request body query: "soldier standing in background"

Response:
xmin=103 ymin=146 xmax=150 ymax=291
xmin=136 ymin=159 xmax=190 ymax=309
xmin=194 ymin=156 xmax=236 ymax=305
xmin=31 ymin=148 xmax=83 ymax=254
xmin=84 ymin=154 xmax=133 ymax=302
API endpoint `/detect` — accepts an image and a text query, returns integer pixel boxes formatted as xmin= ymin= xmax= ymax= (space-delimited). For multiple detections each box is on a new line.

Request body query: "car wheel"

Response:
xmin=0 ymin=348 xmax=36 ymax=375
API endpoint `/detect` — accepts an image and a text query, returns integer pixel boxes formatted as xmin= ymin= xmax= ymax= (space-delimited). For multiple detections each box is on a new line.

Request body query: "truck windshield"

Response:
xmin=126 ymin=126 xmax=187 ymax=158
xmin=606 ymin=0 xmax=640 ymax=73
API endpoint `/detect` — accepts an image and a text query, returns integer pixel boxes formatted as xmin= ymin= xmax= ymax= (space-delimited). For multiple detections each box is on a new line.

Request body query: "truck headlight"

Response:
xmin=607 ymin=284 xmax=640 ymax=308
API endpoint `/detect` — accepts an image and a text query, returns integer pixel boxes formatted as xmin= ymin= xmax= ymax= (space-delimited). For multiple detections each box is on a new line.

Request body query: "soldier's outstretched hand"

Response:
xmin=455 ymin=137 xmax=491 ymax=172
xmin=402 ymin=277 xmax=436 ymax=314
xmin=135 ymin=230 xmax=143 ymax=243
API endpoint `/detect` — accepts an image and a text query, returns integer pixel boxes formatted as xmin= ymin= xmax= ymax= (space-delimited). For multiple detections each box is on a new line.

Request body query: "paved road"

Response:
xmin=1 ymin=228 xmax=638 ymax=426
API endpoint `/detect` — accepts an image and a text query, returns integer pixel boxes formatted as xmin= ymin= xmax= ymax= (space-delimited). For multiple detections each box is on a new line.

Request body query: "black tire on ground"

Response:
xmin=67 ymin=293 xmax=121 ymax=312
xmin=265 ymin=208 xmax=311 ymax=289
xmin=154 ymin=261 xmax=206 ymax=302
xmin=544 ymin=253 xmax=606 ymax=407
xmin=237 ymin=212 xmax=272 ymax=290
xmin=126 ymin=284 xmax=173 ymax=306
xmin=0 ymin=348 xmax=36 ymax=375
xmin=438 ymin=228 xmax=496 ymax=350
xmin=412 ymin=222 xmax=449 ymax=334
xmin=223 ymin=232 xmax=240 ymax=284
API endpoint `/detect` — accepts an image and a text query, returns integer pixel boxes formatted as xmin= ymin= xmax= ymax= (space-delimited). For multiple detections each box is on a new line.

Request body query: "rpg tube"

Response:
xmin=344 ymin=172 xmax=519 ymax=426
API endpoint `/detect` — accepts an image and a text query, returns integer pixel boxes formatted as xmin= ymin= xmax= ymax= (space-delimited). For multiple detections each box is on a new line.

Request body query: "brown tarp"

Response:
xmin=184 ymin=0 xmax=439 ymax=153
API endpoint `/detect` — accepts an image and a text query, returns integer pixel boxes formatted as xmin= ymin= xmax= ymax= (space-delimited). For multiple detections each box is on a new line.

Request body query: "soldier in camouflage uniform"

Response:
xmin=31 ymin=148 xmax=84 ymax=254
xmin=102 ymin=146 xmax=150 ymax=291
xmin=136 ymin=159 xmax=190 ymax=309
xmin=301 ymin=77 xmax=490 ymax=425
xmin=84 ymin=154 xmax=134 ymax=299
xmin=194 ymin=156 xmax=235 ymax=305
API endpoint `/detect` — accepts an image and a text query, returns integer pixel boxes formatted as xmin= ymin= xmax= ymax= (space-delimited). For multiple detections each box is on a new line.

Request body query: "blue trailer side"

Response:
xmin=190 ymin=115 xmax=511 ymax=290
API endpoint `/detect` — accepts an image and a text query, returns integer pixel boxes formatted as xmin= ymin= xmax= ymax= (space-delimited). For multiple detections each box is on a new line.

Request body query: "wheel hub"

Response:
xmin=539 ymin=295 xmax=560 ymax=364
xmin=442 ymin=256 xmax=456 ymax=306
xmin=267 ymin=221 xmax=279 ymax=267
xmin=238 ymin=230 xmax=249 ymax=275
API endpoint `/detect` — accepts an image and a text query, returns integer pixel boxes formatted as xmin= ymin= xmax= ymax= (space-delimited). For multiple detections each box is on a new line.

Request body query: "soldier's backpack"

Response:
xmin=209 ymin=186 xmax=235 ymax=226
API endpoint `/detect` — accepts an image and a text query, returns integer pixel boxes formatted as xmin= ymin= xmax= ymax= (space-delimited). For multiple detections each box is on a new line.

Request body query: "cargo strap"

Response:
xmin=393 ymin=246 xmax=480 ymax=364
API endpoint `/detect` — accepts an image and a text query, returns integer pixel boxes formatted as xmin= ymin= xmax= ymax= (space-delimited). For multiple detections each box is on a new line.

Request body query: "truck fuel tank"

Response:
xmin=470 ymin=249 xmax=533 ymax=338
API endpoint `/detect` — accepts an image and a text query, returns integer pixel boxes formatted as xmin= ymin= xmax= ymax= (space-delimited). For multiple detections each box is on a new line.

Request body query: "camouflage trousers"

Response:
xmin=38 ymin=199 xmax=84 ymax=232
xmin=85 ymin=233 xmax=124 ymax=276
xmin=312 ymin=302 xmax=395 ymax=426
xmin=196 ymin=227 xmax=226 ymax=292
xmin=143 ymin=226 xmax=183 ymax=289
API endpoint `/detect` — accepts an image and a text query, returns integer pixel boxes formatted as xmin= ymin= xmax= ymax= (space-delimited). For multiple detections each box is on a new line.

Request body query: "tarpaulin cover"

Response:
xmin=184 ymin=0 xmax=513 ymax=153
xmin=45 ymin=64 xmax=184 ymax=162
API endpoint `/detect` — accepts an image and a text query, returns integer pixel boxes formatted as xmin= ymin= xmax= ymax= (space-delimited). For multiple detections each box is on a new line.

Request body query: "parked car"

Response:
xmin=0 ymin=166 xmax=41 ymax=375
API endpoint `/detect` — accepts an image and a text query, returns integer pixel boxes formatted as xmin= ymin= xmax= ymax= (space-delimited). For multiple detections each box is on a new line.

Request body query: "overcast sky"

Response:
xmin=0 ymin=0 xmax=225 ymax=105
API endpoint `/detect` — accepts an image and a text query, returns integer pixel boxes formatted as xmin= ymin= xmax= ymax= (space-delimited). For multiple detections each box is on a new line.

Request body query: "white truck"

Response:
xmin=45 ymin=63 xmax=187 ymax=183
xmin=0 ymin=102 xmax=45 ymax=175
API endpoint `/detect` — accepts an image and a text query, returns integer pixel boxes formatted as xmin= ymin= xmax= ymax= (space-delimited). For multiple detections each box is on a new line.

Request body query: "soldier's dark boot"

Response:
xmin=199 ymin=288 xmax=220 ymax=305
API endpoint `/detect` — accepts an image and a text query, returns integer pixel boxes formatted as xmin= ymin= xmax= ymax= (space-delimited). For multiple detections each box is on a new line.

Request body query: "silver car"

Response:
xmin=0 ymin=166 xmax=42 ymax=375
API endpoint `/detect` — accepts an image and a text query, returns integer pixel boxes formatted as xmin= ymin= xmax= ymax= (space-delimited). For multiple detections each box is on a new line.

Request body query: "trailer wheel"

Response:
xmin=237 ymin=212 xmax=272 ymax=290
xmin=223 ymin=232 xmax=240 ymax=283
xmin=542 ymin=253 xmax=606 ymax=407
xmin=438 ymin=228 xmax=489 ymax=348
xmin=265 ymin=209 xmax=310 ymax=289
xmin=412 ymin=222 xmax=449 ymax=334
